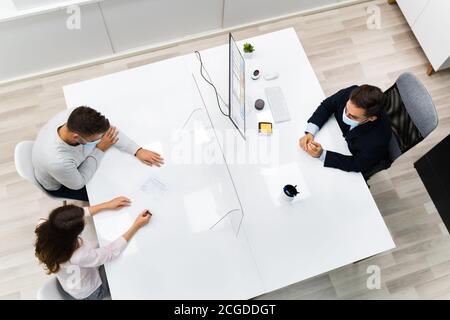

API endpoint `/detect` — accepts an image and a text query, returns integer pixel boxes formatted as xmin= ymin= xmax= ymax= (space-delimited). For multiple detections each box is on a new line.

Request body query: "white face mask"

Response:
xmin=343 ymin=108 xmax=364 ymax=129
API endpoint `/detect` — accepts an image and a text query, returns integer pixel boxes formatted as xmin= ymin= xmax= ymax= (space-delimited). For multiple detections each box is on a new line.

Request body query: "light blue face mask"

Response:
xmin=83 ymin=138 xmax=101 ymax=146
xmin=342 ymin=108 xmax=362 ymax=129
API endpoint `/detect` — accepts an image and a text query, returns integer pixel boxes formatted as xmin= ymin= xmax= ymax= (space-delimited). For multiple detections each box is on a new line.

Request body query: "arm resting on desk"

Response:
xmin=114 ymin=129 xmax=164 ymax=166
xmin=307 ymin=86 xmax=358 ymax=129
xmin=305 ymin=122 xmax=320 ymax=136
xmin=75 ymin=237 xmax=128 ymax=268
xmin=324 ymin=148 xmax=383 ymax=173
xmin=114 ymin=130 xmax=140 ymax=156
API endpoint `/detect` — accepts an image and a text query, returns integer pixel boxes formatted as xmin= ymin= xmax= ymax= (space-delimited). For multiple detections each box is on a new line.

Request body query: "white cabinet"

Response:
xmin=397 ymin=0 xmax=450 ymax=72
xmin=396 ymin=0 xmax=429 ymax=26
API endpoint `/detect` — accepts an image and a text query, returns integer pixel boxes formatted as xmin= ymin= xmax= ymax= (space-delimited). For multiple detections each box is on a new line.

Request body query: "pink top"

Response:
xmin=37 ymin=208 xmax=128 ymax=299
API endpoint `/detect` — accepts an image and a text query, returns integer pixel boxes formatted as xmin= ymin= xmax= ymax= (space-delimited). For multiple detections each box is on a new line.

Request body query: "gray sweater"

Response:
xmin=32 ymin=108 xmax=140 ymax=191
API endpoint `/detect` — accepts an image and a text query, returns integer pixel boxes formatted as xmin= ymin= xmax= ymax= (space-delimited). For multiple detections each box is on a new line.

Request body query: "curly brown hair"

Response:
xmin=35 ymin=205 xmax=85 ymax=274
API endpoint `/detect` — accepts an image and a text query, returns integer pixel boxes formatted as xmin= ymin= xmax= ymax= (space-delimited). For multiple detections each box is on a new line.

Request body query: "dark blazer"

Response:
xmin=308 ymin=86 xmax=392 ymax=175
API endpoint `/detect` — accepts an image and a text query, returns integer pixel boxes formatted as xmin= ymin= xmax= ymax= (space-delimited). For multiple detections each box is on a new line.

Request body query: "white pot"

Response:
xmin=244 ymin=52 xmax=254 ymax=59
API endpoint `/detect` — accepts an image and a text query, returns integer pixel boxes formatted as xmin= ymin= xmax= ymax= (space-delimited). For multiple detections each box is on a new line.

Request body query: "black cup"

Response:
xmin=283 ymin=184 xmax=299 ymax=198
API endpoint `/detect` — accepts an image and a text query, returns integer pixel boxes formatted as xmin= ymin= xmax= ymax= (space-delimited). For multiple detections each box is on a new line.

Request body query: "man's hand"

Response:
xmin=136 ymin=148 xmax=165 ymax=167
xmin=96 ymin=126 xmax=119 ymax=152
xmin=105 ymin=196 xmax=131 ymax=210
xmin=299 ymin=133 xmax=314 ymax=151
xmin=306 ymin=141 xmax=323 ymax=158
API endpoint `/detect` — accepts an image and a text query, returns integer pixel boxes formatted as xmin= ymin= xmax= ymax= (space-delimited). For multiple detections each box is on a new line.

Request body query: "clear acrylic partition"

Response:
xmin=174 ymin=105 xmax=244 ymax=237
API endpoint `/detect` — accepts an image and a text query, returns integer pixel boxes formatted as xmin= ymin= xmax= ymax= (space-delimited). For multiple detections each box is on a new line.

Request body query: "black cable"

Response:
xmin=194 ymin=50 xmax=228 ymax=117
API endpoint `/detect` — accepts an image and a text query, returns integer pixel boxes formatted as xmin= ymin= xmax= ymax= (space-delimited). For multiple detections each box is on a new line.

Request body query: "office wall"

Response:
xmin=12 ymin=0 xmax=66 ymax=10
xmin=0 ymin=3 xmax=112 ymax=81
xmin=223 ymin=0 xmax=340 ymax=28
xmin=99 ymin=0 xmax=223 ymax=53
xmin=0 ymin=0 xmax=357 ymax=83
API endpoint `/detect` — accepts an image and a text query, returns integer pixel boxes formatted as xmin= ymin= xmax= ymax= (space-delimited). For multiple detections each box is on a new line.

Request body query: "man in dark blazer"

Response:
xmin=299 ymin=85 xmax=392 ymax=178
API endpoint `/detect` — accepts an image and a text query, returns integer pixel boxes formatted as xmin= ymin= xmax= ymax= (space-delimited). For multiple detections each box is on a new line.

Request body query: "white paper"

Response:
xmin=140 ymin=176 xmax=168 ymax=204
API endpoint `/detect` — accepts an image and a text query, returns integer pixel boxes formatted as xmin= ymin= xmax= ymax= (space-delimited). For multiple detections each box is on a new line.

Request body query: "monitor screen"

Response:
xmin=228 ymin=33 xmax=246 ymax=139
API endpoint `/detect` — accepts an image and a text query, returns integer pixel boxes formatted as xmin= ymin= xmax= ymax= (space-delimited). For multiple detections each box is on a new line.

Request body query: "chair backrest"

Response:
xmin=36 ymin=277 xmax=65 ymax=300
xmin=384 ymin=72 xmax=438 ymax=161
xmin=396 ymin=72 xmax=439 ymax=137
xmin=14 ymin=141 xmax=39 ymax=186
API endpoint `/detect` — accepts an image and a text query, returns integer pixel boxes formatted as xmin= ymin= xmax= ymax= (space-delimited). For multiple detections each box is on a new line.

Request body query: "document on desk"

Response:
xmin=141 ymin=176 xmax=167 ymax=195
xmin=139 ymin=175 xmax=168 ymax=211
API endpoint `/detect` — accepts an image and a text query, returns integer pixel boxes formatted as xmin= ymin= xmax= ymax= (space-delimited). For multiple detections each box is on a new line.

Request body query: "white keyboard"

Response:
xmin=265 ymin=86 xmax=291 ymax=123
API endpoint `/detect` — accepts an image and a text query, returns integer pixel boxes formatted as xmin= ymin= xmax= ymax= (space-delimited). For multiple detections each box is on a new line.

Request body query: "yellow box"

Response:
xmin=258 ymin=122 xmax=273 ymax=135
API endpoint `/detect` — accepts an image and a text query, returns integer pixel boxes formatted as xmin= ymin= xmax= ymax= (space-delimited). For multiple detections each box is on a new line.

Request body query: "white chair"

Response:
xmin=36 ymin=276 xmax=112 ymax=300
xmin=36 ymin=277 xmax=65 ymax=300
xmin=14 ymin=141 xmax=70 ymax=205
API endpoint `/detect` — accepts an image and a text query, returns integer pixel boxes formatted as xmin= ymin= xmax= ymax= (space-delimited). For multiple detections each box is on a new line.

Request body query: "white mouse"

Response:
xmin=264 ymin=72 xmax=279 ymax=80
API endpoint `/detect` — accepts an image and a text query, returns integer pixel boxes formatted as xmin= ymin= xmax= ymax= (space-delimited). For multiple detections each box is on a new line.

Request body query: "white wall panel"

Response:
xmin=0 ymin=0 xmax=362 ymax=83
xmin=223 ymin=0 xmax=338 ymax=28
xmin=99 ymin=0 xmax=223 ymax=53
xmin=0 ymin=3 xmax=112 ymax=81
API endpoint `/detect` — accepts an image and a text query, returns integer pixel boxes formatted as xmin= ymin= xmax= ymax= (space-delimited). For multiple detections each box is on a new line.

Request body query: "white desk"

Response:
xmin=191 ymin=28 xmax=395 ymax=293
xmin=63 ymin=28 xmax=395 ymax=299
xmin=63 ymin=56 xmax=264 ymax=299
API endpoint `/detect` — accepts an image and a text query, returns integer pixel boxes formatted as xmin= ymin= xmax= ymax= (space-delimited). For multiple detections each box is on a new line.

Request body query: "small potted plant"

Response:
xmin=243 ymin=43 xmax=255 ymax=59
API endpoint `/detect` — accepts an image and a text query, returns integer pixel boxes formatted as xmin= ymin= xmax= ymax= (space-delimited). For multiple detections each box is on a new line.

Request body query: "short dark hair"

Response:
xmin=35 ymin=205 xmax=85 ymax=274
xmin=67 ymin=106 xmax=110 ymax=136
xmin=350 ymin=85 xmax=385 ymax=117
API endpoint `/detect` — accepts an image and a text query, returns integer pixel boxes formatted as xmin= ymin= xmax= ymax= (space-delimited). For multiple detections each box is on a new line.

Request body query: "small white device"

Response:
xmin=263 ymin=72 xmax=279 ymax=81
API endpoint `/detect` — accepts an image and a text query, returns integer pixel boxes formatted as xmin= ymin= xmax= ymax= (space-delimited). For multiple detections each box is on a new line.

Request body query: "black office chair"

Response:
xmin=364 ymin=72 xmax=439 ymax=180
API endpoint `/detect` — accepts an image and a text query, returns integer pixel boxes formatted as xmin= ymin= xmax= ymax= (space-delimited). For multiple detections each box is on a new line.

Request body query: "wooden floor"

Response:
xmin=1 ymin=0 xmax=450 ymax=299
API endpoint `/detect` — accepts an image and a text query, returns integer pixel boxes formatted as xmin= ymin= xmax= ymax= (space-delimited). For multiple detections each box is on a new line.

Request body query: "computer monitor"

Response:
xmin=228 ymin=33 xmax=246 ymax=140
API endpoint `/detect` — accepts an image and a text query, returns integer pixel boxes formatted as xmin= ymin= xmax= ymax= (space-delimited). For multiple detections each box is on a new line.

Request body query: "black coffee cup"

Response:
xmin=283 ymin=184 xmax=299 ymax=202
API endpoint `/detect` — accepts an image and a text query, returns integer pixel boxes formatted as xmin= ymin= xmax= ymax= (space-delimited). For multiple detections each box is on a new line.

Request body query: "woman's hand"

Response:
xmin=133 ymin=210 xmax=152 ymax=229
xmin=123 ymin=210 xmax=152 ymax=241
xmin=88 ymin=196 xmax=131 ymax=216
xmin=105 ymin=196 xmax=131 ymax=210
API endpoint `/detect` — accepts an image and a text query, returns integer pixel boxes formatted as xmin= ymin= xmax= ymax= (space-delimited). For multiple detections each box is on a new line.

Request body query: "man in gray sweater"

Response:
xmin=32 ymin=106 xmax=164 ymax=202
